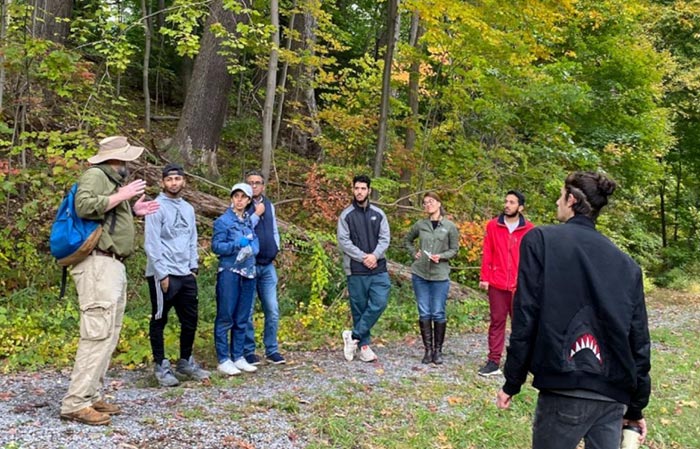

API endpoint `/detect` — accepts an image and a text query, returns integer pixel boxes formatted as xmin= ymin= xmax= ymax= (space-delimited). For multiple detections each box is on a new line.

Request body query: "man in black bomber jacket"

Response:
xmin=496 ymin=172 xmax=651 ymax=449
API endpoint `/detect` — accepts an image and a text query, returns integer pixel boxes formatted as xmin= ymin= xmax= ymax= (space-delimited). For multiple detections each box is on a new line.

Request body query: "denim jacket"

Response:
xmin=211 ymin=208 xmax=259 ymax=278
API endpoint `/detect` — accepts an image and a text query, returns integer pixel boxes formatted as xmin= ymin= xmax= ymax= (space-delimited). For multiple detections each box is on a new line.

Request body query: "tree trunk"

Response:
xmin=673 ymin=159 xmax=682 ymax=242
xmin=372 ymin=0 xmax=399 ymax=182
xmin=141 ymin=0 xmax=152 ymax=132
xmin=261 ymin=0 xmax=279 ymax=180
xmin=0 ymin=0 xmax=9 ymax=113
xmin=660 ymin=176 xmax=666 ymax=248
xmin=157 ymin=0 xmax=165 ymax=29
xmin=34 ymin=0 xmax=72 ymax=43
xmin=398 ymin=10 xmax=422 ymax=209
xmin=170 ymin=0 xmax=246 ymax=166
xmin=284 ymin=3 xmax=321 ymax=159
xmin=272 ymin=10 xmax=295 ymax=151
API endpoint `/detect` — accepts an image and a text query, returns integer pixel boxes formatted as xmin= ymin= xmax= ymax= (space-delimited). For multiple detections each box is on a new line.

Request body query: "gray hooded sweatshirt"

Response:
xmin=144 ymin=193 xmax=198 ymax=281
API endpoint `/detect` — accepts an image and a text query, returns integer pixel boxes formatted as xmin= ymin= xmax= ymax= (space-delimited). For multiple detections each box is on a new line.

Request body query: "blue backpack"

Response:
xmin=50 ymin=182 xmax=103 ymax=266
xmin=50 ymin=167 xmax=118 ymax=298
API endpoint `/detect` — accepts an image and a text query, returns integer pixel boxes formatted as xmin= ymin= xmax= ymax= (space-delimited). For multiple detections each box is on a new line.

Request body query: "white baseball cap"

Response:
xmin=230 ymin=183 xmax=253 ymax=198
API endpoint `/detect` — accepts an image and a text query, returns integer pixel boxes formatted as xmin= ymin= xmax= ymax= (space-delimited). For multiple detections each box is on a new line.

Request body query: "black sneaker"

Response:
xmin=478 ymin=360 xmax=502 ymax=377
xmin=244 ymin=353 xmax=261 ymax=365
xmin=266 ymin=352 xmax=286 ymax=365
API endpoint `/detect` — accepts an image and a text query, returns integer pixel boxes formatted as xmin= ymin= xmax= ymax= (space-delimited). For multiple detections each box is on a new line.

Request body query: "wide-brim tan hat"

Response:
xmin=87 ymin=136 xmax=145 ymax=164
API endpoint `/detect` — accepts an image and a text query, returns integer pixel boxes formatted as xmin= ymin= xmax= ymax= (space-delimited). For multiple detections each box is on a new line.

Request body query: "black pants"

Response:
xmin=148 ymin=274 xmax=199 ymax=364
xmin=532 ymin=391 xmax=625 ymax=449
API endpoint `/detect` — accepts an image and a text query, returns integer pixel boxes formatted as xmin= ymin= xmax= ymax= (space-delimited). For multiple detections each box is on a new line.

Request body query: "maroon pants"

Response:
xmin=487 ymin=286 xmax=514 ymax=364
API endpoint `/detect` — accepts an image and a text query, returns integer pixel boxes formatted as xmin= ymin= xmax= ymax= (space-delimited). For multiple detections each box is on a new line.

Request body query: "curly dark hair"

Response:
xmin=564 ymin=171 xmax=617 ymax=220
xmin=353 ymin=174 xmax=371 ymax=188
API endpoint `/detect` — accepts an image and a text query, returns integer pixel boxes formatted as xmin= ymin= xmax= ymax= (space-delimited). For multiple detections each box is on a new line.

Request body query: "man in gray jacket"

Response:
xmin=337 ymin=174 xmax=391 ymax=362
xmin=144 ymin=163 xmax=210 ymax=386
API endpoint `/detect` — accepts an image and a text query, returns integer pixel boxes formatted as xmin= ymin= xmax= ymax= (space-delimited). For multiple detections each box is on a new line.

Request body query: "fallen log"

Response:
xmin=387 ymin=260 xmax=483 ymax=301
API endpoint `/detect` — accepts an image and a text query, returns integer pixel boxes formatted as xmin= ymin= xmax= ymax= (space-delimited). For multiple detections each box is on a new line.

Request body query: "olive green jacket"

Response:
xmin=74 ymin=164 xmax=135 ymax=258
xmin=403 ymin=217 xmax=460 ymax=281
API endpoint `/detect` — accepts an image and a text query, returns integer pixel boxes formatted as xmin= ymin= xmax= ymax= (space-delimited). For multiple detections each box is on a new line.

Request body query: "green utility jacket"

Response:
xmin=403 ymin=217 xmax=460 ymax=281
xmin=74 ymin=164 xmax=135 ymax=258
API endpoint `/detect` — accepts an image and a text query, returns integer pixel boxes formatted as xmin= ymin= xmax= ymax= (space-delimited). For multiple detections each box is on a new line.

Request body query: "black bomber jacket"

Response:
xmin=502 ymin=215 xmax=651 ymax=420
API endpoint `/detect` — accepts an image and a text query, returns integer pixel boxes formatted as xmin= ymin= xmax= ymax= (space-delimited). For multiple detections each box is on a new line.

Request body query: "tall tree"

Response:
xmin=284 ymin=0 xmax=322 ymax=158
xmin=34 ymin=0 xmax=72 ymax=43
xmin=397 ymin=9 xmax=422 ymax=207
xmin=272 ymin=9 xmax=295 ymax=151
xmin=141 ymin=0 xmax=152 ymax=132
xmin=372 ymin=0 xmax=399 ymax=179
xmin=170 ymin=0 xmax=247 ymax=167
xmin=261 ymin=0 xmax=280 ymax=180
xmin=0 ymin=0 xmax=9 ymax=113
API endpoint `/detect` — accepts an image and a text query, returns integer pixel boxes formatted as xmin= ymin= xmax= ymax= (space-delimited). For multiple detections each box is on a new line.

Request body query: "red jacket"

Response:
xmin=480 ymin=214 xmax=534 ymax=291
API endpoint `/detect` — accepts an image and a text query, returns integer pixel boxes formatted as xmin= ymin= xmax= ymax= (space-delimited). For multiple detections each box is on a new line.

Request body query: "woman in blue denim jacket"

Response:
xmin=212 ymin=183 xmax=260 ymax=376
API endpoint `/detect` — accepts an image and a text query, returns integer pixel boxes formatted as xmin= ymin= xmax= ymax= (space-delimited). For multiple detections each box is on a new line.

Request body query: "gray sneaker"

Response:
xmin=175 ymin=356 xmax=211 ymax=381
xmin=154 ymin=359 xmax=180 ymax=387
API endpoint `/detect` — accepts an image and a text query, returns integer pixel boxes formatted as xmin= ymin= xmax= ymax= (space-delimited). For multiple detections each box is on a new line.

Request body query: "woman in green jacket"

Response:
xmin=404 ymin=192 xmax=460 ymax=364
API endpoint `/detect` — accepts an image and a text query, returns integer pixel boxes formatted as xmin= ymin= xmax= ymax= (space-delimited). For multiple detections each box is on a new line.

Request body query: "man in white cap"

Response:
xmin=60 ymin=136 xmax=159 ymax=426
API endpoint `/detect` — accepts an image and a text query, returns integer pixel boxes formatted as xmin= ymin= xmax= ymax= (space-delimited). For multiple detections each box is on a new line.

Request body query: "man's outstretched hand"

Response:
xmin=133 ymin=195 xmax=159 ymax=216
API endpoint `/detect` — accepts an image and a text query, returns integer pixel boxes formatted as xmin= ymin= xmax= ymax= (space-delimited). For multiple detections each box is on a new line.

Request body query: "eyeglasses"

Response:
xmin=248 ymin=181 xmax=264 ymax=186
xmin=423 ymin=199 xmax=438 ymax=207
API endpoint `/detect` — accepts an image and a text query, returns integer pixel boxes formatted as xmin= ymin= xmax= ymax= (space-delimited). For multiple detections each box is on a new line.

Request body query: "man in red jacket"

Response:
xmin=478 ymin=190 xmax=534 ymax=376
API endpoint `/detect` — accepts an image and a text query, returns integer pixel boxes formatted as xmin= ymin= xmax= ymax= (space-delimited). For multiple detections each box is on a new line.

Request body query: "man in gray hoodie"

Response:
xmin=144 ymin=163 xmax=210 ymax=386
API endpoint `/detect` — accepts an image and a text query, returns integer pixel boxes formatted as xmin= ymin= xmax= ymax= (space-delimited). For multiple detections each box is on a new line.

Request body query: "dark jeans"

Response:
xmin=411 ymin=274 xmax=449 ymax=322
xmin=532 ymin=391 xmax=625 ymax=449
xmin=243 ymin=263 xmax=280 ymax=357
xmin=148 ymin=274 xmax=199 ymax=364
xmin=214 ymin=270 xmax=256 ymax=363
xmin=347 ymin=272 xmax=391 ymax=347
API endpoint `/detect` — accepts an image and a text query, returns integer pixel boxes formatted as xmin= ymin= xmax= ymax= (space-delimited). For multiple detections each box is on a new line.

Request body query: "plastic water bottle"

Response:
xmin=235 ymin=234 xmax=254 ymax=263
xmin=620 ymin=424 xmax=642 ymax=449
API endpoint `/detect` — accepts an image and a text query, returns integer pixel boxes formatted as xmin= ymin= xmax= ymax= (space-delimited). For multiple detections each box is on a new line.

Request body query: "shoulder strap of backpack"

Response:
xmin=89 ymin=164 xmax=123 ymax=188
xmin=59 ymin=266 xmax=68 ymax=299
xmin=86 ymin=165 xmax=120 ymax=233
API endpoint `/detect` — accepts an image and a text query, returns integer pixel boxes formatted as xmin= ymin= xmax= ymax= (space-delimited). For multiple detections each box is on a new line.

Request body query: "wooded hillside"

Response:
xmin=2 ymin=0 xmax=700 ymax=294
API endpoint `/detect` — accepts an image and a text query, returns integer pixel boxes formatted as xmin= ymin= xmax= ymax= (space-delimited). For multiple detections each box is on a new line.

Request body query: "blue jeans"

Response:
xmin=347 ymin=272 xmax=391 ymax=347
xmin=411 ymin=274 xmax=449 ymax=322
xmin=214 ymin=270 xmax=256 ymax=363
xmin=243 ymin=263 xmax=280 ymax=356
xmin=532 ymin=391 xmax=625 ymax=449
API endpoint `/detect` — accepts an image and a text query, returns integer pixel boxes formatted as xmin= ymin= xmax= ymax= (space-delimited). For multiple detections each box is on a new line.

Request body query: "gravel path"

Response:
xmin=0 ymin=331 xmax=488 ymax=449
xmin=1 ymin=297 xmax=696 ymax=449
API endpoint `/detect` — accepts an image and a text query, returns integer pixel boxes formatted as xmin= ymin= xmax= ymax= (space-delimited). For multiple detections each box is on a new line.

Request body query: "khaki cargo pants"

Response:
xmin=60 ymin=254 xmax=127 ymax=415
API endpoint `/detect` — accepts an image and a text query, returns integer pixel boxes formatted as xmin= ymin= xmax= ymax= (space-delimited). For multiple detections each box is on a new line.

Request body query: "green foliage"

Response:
xmin=0 ymin=287 xmax=79 ymax=371
xmin=160 ymin=0 xmax=208 ymax=57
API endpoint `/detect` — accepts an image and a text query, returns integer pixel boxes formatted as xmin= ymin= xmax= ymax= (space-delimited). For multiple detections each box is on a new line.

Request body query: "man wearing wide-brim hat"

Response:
xmin=60 ymin=136 xmax=159 ymax=426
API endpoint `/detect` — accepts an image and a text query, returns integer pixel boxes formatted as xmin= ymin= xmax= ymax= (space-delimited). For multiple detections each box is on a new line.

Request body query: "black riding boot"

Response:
xmin=419 ymin=320 xmax=433 ymax=364
xmin=432 ymin=321 xmax=446 ymax=365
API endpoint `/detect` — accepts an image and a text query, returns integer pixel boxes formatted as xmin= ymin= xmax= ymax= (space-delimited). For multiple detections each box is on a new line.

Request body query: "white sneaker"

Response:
xmin=233 ymin=357 xmax=258 ymax=373
xmin=359 ymin=345 xmax=377 ymax=362
xmin=217 ymin=359 xmax=241 ymax=376
xmin=342 ymin=330 xmax=358 ymax=361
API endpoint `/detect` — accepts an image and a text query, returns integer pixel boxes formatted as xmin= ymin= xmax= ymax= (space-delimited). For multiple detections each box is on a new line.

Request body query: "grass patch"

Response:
xmin=291 ymin=289 xmax=699 ymax=449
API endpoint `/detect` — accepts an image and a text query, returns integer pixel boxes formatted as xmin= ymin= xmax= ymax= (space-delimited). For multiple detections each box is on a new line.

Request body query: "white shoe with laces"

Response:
xmin=233 ymin=357 xmax=258 ymax=373
xmin=359 ymin=345 xmax=377 ymax=362
xmin=342 ymin=330 xmax=358 ymax=361
xmin=217 ymin=359 xmax=241 ymax=376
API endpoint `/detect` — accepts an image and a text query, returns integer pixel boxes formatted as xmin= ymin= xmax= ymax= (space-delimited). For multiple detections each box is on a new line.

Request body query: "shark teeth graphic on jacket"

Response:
xmin=568 ymin=333 xmax=602 ymax=365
